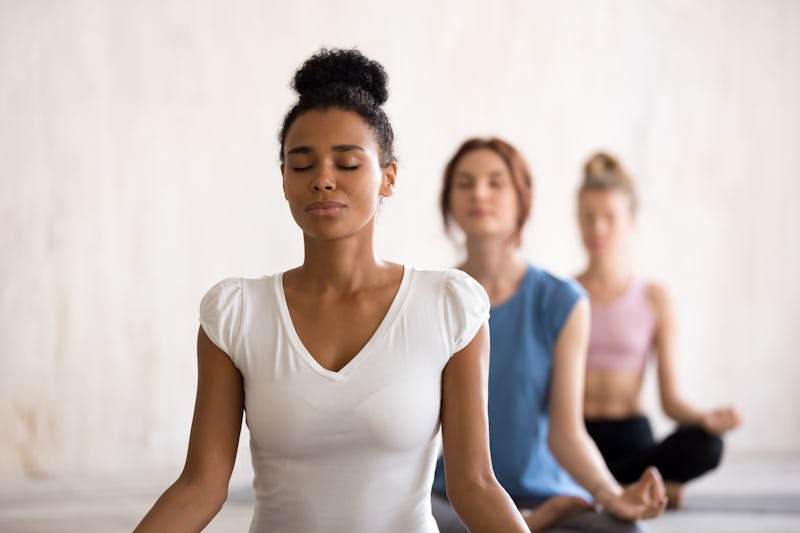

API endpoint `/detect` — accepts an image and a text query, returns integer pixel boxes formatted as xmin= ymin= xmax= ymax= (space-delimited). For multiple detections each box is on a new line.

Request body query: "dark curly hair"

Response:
xmin=279 ymin=48 xmax=396 ymax=167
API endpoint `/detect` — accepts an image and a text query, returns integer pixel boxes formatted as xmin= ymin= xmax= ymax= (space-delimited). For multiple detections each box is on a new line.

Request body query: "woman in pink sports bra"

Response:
xmin=575 ymin=152 xmax=742 ymax=509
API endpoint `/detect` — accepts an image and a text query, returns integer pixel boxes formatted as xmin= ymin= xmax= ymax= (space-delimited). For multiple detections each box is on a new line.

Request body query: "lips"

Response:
xmin=305 ymin=201 xmax=346 ymax=216
xmin=468 ymin=208 xmax=491 ymax=217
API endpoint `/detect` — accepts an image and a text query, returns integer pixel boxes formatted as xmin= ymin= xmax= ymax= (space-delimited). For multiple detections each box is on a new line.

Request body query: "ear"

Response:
xmin=379 ymin=162 xmax=398 ymax=198
xmin=281 ymin=164 xmax=287 ymax=200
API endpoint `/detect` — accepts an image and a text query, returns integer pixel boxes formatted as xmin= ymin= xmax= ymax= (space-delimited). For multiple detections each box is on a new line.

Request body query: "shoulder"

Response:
xmin=644 ymin=279 xmax=673 ymax=315
xmin=408 ymin=267 xmax=488 ymax=304
xmin=443 ymin=268 xmax=489 ymax=309
xmin=198 ymin=277 xmax=245 ymax=357
xmin=200 ymin=274 xmax=278 ymax=308
xmin=200 ymin=277 xmax=244 ymax=312
xmin=412 ymin=267 xmax=489 ymax=355
xmin=198 ymin=274 xmax=278 ymax=357
xmin=526 ymin=265 xmax=587 ymax=338
xmin=530 ymin=264 xmax=587 ymax=304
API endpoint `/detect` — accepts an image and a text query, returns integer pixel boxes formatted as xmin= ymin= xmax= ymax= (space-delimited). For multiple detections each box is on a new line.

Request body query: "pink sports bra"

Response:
xmin=585 ymin=278 xmax=657 ymax=371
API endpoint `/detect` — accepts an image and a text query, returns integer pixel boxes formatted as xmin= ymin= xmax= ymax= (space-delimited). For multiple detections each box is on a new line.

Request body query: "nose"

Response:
xmin=311 ymin=164 xmax=336 ymax=192
xmin=472 ymin=180 xmax=490 ymax=200
xmin=592 ymin=219 xmax=608 ymax=237
xmin=312 ymin=182 xmax=335 ymax=192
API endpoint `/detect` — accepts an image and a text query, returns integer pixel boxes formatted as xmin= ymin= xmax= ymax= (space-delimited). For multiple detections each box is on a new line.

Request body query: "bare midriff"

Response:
xmin=583 ymin=369 xmax=646 ymax=419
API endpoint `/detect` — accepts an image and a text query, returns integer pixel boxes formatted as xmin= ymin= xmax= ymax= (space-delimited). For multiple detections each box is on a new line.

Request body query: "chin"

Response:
xmin=303 ymin=220 xmax=374 ymax=242
xmin=464 ymin=229 xmax=514 ymax=241
xmin=458 ymin=221 xmax=504 ymax=235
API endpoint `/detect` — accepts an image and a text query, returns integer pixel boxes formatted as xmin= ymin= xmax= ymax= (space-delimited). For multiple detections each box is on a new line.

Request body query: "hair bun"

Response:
xmin=292 ymin=48 xmax=389 ymax=105
xmin=585 ymin=152 xmax=619 ymax=180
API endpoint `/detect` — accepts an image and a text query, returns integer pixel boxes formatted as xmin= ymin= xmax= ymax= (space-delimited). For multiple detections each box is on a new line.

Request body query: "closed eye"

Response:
xmin=338 ymin=165 xmax=360 ymax=171
xmin=292 ymin=165 xmax=312 ymax=171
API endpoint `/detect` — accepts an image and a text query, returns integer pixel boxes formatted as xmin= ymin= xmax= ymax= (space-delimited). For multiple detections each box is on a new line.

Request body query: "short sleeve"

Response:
xmin=547 ymin=277 xmax=586 ymax=338
xmin=442 ymin=269 xmax=490 ymax=354
xmin=199 ymin=277 xmax=243 ymax=360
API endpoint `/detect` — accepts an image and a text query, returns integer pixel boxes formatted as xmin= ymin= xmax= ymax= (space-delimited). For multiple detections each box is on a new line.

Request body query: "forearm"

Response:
xmin=662 ymin=396 xmax=704 ymax=426
xmin=448 ymin=477 xmax=529 ymax=533
xmin=134 ymin=477 xmax=226 ymax=533
xmin=550 ymin=429 xmax=622 ymax=505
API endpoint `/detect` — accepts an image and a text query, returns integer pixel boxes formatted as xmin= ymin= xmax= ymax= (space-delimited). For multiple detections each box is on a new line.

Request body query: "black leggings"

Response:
xmin=585 ymin=416 xmax=724 ymax=484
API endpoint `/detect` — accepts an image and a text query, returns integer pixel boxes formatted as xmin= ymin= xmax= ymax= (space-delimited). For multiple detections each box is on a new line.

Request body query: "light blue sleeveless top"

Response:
xmin=432 ymin=264 xmax=590 ymax=500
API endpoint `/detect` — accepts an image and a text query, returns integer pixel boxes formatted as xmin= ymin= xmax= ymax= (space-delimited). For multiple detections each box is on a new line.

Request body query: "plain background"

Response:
xmin=1 ymin=0 xmax=798 ymax=480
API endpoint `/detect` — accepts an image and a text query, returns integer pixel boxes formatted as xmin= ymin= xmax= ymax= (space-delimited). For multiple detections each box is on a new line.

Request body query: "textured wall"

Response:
xmin=1 ymin=0 xmax=798 ymax=478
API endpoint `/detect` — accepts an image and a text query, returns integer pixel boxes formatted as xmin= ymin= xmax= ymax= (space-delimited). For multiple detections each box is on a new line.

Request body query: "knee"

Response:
xmin=688 ymin=426 xmax=724 ymax=470
xmin=704 ymin=434 xmax=724 ymax=470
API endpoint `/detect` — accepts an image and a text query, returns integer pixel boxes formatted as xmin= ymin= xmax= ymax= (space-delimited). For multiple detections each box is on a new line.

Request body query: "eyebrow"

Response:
xmin=286 ymin=144 xmax=366 ymax=155
xmin=455 ymin=170 xmax=507 ymax=179
xmin=332 ymin=144 xmax=365 ymax=153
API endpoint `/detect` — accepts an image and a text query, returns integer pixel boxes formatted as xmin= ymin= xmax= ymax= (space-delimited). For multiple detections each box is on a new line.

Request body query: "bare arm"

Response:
xmin=548 ymin=300 xmax=623 ymax=502
xmin=441 ymin=323 xmax=529 ymax=533
xmin=548 ymin=299 xmax=665 ymax=520
xmin=134 ymin=327 xmax=245 ymax=532
xmin=651 ymin=284 xmax=741 ymax=433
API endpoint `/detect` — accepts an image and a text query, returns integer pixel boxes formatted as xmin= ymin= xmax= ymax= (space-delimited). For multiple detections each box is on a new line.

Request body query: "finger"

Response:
xmin=632 ymin=470 xmax=656 ymax=500
xmin=607 ymin=504 xmax=640 ymax=522
xmin=647 ymin=467 xmax=667 ymax=504
xmin=728 ymin=408 xmax=743 ymax=428
xmin=633 ymin=499 xmax=662 ymax=521
xmin=610 ymin=492 xmax=657 ymax=521
xmin=572 ymin=497 xmax=594 ymax=511
xmin=639 ymin=507 xmax=657 ymax=520
xmin=647 ymin=495 xmax=668 ymax=519
xmin=715 ymin=411 xmax=736 ymax=433
xmin=642 ymin=504 xmax=662 ymax=520
xmin=722 ymin=412 xmax=736 ymax=431
xmin=629 ymin=480 xmax=649 ymax=501
xmin=651 ymin=493 xmax=668 ymax=517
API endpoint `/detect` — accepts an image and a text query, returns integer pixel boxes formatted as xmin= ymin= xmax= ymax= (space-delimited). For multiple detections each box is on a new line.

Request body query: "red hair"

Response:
xmin=440 ymin=137 xmax=533 ymax=244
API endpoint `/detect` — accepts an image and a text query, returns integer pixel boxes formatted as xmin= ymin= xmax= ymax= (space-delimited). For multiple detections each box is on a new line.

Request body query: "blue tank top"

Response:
xmin=432 ymin=264 xmax=590 ymax=500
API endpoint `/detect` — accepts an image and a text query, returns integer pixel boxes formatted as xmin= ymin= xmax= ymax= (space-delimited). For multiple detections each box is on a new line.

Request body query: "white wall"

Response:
xmin=1 ymin=0 xmax=798 ymax=478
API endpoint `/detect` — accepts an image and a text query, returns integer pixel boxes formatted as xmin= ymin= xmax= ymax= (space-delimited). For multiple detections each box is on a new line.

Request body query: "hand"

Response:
xmin=699 ymin=406 xmax=742 ymax=435
xmin=521 ymin=496 xmax=592 ymax=532
xmin=596 ymin=467 xmax=667 ymax=521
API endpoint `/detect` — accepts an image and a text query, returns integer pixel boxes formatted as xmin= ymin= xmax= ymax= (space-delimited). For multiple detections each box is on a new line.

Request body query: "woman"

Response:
xmin=576 ymin=152 xmax=742 ymax=508
xmin=431 ymin=138 xmax=667 ymax=533
xmin=134 ymin=50 xmax=529 ymax=532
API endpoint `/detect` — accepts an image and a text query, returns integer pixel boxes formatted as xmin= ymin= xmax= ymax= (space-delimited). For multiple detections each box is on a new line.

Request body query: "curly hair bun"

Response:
xmin=292 ymin=48 xmax=389 ymax=105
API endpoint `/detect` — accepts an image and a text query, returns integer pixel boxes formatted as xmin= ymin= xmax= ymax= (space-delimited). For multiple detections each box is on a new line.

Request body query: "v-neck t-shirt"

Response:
xmin=199 ymin=266 xmax=489 ymax=533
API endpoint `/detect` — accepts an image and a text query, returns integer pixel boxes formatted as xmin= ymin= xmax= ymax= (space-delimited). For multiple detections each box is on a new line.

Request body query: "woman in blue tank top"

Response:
xmin=430 ymin=138 xmax=667 ymax=532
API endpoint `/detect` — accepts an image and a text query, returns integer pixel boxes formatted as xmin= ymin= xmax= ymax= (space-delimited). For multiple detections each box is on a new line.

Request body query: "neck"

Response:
xmin=582 ymin=253 xmax=632 ymax=288
xmin=296 ymin=224 xmax=384 ymax=294
xmin=460 ymin=236 xmax=527 ymax=286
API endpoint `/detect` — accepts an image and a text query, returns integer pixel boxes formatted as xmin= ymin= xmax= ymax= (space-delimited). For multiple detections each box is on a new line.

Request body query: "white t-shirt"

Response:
xmin=199 ymin=266 xmax=489 ymax=533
